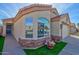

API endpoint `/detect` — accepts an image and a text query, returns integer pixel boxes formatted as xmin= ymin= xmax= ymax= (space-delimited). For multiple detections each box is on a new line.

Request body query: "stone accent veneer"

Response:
xmin=51 ymin=35 xmax=61 ymax=42
xmin=19 ymin=37 xmax=51 ymax=48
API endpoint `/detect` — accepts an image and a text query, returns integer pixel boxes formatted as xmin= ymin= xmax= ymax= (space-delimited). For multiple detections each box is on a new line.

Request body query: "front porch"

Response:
xmin=6 ymin=24 xmax=13 ymax=35
xmin=3 ymin=18 xmax=14 ymax=36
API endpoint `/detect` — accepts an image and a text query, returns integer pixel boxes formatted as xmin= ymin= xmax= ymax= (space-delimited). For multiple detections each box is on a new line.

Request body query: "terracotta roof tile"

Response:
xmin=20 ymin=4 xmax=52 ymax=13
xmin=14 ymin=4 xmax=52 ymax=23
xmin=3 ymin=18 xmax=14 ymax=23
xmin=51 ymin=13 xmax=71 ymax=22
xmin=3 ymin=4 xmax=52 ymax=23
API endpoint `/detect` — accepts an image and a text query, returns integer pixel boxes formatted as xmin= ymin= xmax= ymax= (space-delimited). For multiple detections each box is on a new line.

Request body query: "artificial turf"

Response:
xmin=24 ymin=41 xmax=67 ymax=55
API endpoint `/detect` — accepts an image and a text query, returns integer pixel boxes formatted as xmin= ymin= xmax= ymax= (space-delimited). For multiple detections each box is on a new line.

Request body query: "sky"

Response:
xmin=0 ymin=3 xmax=79 ymax=26
xmin=25 ymin=17 xmax=33 ymax=26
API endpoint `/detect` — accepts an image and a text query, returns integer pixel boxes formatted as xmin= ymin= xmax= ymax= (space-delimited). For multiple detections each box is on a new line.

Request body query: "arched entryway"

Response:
xmin=6 ymin=23 xmax=13 ymax=35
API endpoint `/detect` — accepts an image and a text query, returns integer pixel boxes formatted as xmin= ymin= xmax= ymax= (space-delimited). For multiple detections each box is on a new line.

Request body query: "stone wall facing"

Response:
xmin=18 ymin=37 xmax=51 ymax=49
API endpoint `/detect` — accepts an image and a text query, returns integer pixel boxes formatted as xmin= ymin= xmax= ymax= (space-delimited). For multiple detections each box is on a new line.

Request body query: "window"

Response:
xmin=25 ymin=17 xmax=33 ymax=26
xmin=24 ymin=17 xmax=33 ymax=38
xmin=38 ymin=22 xmax=44 ymax=37
xmin=38 ymin=17 xmax=49 ymax=38
xmin=25 ymin=30 xmax=33 ymax=38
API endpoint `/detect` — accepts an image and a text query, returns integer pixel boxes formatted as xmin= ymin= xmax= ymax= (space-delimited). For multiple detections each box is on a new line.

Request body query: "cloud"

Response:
xmin=52 ymin=3 xmax=73 ymax=14
xmin=0 ymin=9 xmax=11 ymax=17
xmin=0 ymin=9 xmax=11 ymax=26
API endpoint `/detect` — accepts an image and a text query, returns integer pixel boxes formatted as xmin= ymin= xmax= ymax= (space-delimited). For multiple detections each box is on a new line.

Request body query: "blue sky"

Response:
xmin=0 ymin=3 xmax=79 ymax=26
xmin=25 ymin=17 xmax=33 ymax=26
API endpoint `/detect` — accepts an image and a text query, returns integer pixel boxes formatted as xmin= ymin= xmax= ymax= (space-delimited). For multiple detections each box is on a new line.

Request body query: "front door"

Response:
xmin=6 ymin=24 xmax=13 ymax=35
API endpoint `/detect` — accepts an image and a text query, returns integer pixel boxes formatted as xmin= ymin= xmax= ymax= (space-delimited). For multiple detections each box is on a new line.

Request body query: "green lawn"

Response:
xmin=24 ymin=41 xmax=67 ymax=55
xmin=0 ymin=36 xmax=5 ymax=55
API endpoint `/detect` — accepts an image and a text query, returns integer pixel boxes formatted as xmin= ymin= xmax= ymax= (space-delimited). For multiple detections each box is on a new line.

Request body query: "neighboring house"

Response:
xmin=77 ymin=26 xmax=79 ymax=32
xmin=51 ymin=14 xmax=71 ymax=41
xmin=77 ymin=23 xmax=79 ymax=31
xmin=70 ymin=23 xmax=77 ymax=34
xmin=1 ymin=4 xmax=77 ymax=49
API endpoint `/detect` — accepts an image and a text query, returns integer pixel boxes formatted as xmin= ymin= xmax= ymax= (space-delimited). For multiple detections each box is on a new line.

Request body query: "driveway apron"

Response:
xmin=59 ymin=35 xmax=79 ymax=55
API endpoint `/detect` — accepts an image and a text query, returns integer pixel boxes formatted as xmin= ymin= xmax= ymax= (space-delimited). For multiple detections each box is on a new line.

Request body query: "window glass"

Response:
xmin=25 ymin=17 xmax=33 ymax=26
xmin=38 ymin=22 xmax=44 ymax=37
xmin=24 ymin=17 xmax=33 ymax=38
xmin=38 ymin=17 xmax=49 ymax=38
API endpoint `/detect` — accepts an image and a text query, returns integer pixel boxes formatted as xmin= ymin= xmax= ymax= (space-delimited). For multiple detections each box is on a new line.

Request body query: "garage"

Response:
xmin=62 ymin=24 xmax=69 ymax=39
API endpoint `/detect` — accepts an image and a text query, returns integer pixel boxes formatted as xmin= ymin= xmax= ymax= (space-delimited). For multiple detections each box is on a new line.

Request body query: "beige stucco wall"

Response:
xmin=13 ymin=10 xmax=51 ymax=41
xmin=50 ymin=8 xmax=59 ymax=18
xmin=60 ymin=14 xmax=70 ymax=24
xmin=51 ymin=21 xmax=70 ymax=39
xmin=60 ymin=16 xmax=67 ymax=23
xmin=50 ymin=21 xmax=60 ymax=36
xmin=2 ymin=23 xmax=6 ymax=36
xmin=62 ymin=24 xmax=69 ymax=39
xmin=51 ymin=15 xmax=70 ymax=39
xmin=59 ymin=16 xmax=70 ymax=39
xmin=70 ymin=27 xmax=76 ymax=34
xmin=13 ymin=15 xmax=25 ymax=41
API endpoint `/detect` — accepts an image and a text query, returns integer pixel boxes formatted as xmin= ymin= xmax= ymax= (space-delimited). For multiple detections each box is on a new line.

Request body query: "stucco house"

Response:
xmin=70 ymin=23 xmax=77 ymax=34
xmin=51 ymin=13 xmax=71 ymax=41
xmin=1 ymin=4 xmax=76 ymax=49
xmin=77 ymin=25 xmax=79 ymax=32
xmin=2 ymin=4 xmax=53 ymax=48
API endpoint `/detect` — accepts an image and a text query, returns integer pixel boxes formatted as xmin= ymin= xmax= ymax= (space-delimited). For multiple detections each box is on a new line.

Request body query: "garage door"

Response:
xmin=62 ymin=25 xmax=69 ymax=39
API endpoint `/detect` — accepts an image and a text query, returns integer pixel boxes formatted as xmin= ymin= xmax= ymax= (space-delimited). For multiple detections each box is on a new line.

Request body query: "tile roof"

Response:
xmin=51 ymin=13 xmax=71 ymax=23
xmin=3 ymin=18 xmax=14 ymax=24
xmin=14 ymin=4 xmax=52 ymax=23
xmin=3 ymin=4 xmax=52 ymax=23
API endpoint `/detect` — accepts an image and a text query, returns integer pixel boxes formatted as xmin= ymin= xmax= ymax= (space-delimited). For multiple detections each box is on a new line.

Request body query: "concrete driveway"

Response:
xmin=59 ymin=35 xmax=79 ymax=55
xmin=2 ymin=35 xmax=25 ymax=55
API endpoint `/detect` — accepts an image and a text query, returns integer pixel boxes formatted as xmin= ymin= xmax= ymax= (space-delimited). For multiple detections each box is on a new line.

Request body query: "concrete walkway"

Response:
xmin=2 ymin=35 xmax=25 ymax=55
xmin=59 ymin=35 xmax=79 ymax=55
